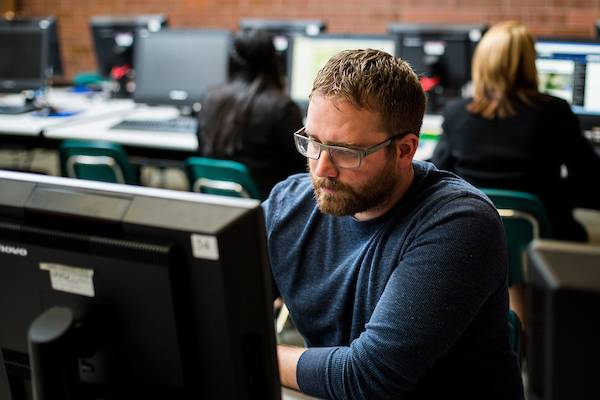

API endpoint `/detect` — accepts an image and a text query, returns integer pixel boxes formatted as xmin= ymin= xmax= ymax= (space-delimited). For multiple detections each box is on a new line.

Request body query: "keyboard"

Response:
xmin=0 ymin=103 xmax=38 ymax=115
xmin=110 ymin=117 xmax=198 ymax=133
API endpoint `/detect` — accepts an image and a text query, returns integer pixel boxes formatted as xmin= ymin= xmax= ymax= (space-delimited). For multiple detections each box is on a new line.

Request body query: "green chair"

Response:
xmin=59 ymin=140 xmax=140 ymax=185
xmin=508 ymin=308 xmax=524 ymax=364
xmin=185 ymin=157 xmax=260 ymax=199
xmin=481 ymin=188 xmax=553 ymax=286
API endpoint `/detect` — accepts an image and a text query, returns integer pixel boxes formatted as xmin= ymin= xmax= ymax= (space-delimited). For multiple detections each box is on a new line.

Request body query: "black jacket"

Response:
xmin=432 ymin=95 xmax=600 ymax=241
xmin=197 ymin=85 xmax=305 ymax=199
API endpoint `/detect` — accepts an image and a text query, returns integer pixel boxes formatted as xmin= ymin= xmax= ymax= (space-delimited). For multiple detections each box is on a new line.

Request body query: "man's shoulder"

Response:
xmin=412 ymin=161 xmax=495 ymax=212
xmin=270 ymin=173 xmax=312 ymax=197
xmin=263 ymin=173 xmax=314 ymax=218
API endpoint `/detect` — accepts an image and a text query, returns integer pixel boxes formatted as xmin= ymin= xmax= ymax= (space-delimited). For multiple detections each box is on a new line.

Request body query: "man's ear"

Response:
xmin=396 ymin=133 xmax=419 ymax=160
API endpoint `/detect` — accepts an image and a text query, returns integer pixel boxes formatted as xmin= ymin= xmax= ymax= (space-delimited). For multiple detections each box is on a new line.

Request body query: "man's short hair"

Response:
xmin=310 ymin=48 xmax=426 ymax=136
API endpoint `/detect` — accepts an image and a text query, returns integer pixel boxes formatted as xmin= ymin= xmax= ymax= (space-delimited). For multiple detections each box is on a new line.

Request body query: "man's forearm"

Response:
xmin=277 ymin=344 xmax=307 ymax=390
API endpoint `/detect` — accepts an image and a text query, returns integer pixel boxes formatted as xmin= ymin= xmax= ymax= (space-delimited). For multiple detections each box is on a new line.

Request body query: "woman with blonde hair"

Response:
xmin=432 ymin=21 xmax=600 ymax=329
xmin=432 ymin=20 xmax=600 ymax=243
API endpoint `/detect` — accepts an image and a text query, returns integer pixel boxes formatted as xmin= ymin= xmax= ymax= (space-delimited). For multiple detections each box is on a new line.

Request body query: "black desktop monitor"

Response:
xmin=527 ymin=239 xmax=600 ymax=400
xmin=90 ymin=14 xmax=167 ymax=78
xmin=133 ymin=29 xmax=231 ymax=110
xmin=0 ymin=23 xmax=48 ymax=94
xmin=535 ymin=38 xmax=600 ymax=130
xmin=388 ymin=23 xmax=487 ymax=113
xmin=0 ymin=171 xmax=280 ymax=399
xmin=239 ymin=18 xmax=327 ymax=77
xmin=0 ymin=16 xmax=62 ymax=78
xmin=287 ymin=33 xmax=398 ymax=112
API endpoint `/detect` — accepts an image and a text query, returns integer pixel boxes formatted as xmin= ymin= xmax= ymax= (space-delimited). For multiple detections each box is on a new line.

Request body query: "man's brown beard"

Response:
xmin=310 ymin=161 xmax=400 ymax=216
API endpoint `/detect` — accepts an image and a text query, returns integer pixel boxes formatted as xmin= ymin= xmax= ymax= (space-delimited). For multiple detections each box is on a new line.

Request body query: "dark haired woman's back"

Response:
xmin=197 ymin=81 xmax=305 ymax=199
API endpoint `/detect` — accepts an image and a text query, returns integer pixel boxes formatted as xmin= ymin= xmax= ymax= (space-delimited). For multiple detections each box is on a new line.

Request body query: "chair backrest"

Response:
xmin=59 ymin=140 xmax=139 ymax=185
xmin=185 ymin=157 xmax=261 ymax=199
xmin=481 ymin=188 xmax=553 ymax=285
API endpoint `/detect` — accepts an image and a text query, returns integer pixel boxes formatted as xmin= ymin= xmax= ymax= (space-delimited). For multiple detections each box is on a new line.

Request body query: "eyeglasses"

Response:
xmin=293 ymin=127 xmax=410 ymax=169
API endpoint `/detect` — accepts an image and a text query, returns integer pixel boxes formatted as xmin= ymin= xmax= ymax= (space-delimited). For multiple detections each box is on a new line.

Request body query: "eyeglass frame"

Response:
xmin=293 ymin=126 xmax=412 ymax=169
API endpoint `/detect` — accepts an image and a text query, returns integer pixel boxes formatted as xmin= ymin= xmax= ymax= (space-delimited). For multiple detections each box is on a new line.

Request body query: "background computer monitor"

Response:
xmin=535 ymin=38 xmax=600 ymax=130
xmin=133 ymin=29 xmax=231 ymax=110
xmin=239 ymin=18 xmax=327 ymax=77
xmin=0 ymin=22 xmax=49 ymax=93
xmin=388 ymin=23 xmax=487 ymax=114
xmin=90 ymin=14 xmax=167 ymax=78
xmin=287 ymin=33 xmax=398 ymax=112
xmin=527 ymin=239 xmax=600 ymax=400
xmin=0 ymin=16 xmax=62 ymax=78
xmin=0 ymin=171 xmax=279 ymax=399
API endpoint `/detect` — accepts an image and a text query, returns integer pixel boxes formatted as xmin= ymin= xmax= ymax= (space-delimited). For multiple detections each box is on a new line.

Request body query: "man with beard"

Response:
xmin=262 ymin=49 xmax=524 ymax=399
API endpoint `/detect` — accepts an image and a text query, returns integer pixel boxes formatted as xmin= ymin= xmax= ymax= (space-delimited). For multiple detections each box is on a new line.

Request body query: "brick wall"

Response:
xmin=13 ymin=0 xmax=600 ymax=79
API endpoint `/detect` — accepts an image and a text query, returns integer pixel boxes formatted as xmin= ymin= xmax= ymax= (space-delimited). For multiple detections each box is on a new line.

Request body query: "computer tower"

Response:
xmin=527 ymin=239 xmax=600 ymax=400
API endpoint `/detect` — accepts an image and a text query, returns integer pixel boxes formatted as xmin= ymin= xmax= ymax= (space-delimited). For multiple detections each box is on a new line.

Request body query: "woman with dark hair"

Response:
xmin=197 ymin=29 xmax=305 ymax=199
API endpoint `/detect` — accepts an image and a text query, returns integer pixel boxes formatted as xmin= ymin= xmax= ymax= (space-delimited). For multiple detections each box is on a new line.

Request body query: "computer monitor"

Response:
xmin=527 ymin=239 xmax=600 ymax=400
xmin=287 ymin=33 xmax=398 ymax=112
xmin=0 ymin=16 xmax=62 ymax=78
xmin=133 ymin=29 xmax=231 ymax=110
xmin=0 ymin=171 xmax=280 ymax=399
xmin=388 ymin=23 xmax=487 ymax=113
xmin=239 ymin=18 xmax=327 ymax=77
xmin=535 ymin=38 xmax=600 ymax=129
xmin=0 ymin=22 xmax=48 ymax=94
xmin=90 ymin=14 xmax=167 ymax=78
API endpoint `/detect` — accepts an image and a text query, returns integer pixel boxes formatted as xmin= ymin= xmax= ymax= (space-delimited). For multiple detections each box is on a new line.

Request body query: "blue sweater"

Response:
xmin=262 ymin=161 xmax=524 ymax=400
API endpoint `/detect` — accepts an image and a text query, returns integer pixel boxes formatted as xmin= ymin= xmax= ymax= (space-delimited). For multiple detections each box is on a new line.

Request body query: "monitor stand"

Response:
xmin=27 ymin=307 xmax=82 ymax=400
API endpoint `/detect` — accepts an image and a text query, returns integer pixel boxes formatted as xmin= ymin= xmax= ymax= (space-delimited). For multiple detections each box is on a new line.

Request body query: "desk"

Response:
xmin=282 ymin=387 xmax=321 ymax=399
xmin=0 ymin=89 xmax=134 ymax=138
xmin=44 ymin=104 xmax=199 ymax=161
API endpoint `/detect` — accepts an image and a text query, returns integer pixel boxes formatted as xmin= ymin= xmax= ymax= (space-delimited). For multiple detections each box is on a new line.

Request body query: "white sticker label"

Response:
xmin=191 ymin=234 xmax=219 ymax=260
xmin=40 ymin=263 xmax=95 ymax=297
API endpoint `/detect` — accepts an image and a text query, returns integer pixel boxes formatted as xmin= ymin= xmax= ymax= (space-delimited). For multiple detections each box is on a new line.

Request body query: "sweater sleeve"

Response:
xmin=296 ymin=195 xmax=508 ymax=399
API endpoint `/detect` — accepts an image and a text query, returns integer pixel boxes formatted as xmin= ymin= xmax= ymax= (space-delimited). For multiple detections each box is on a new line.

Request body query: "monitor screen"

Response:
xmin=133 ymin=29 xmax=231 ymax=108
xmin=0 ymin=24 xmax=48 ymax=93
xmin=288 ymin=34 xmax=398 ymax=111
xmin=527 ymin=239 xmax=600 ymax=400
xmin=0 ymin=16 xmax=62 ymax=78
xmin=0 ymin=171 xmax=280 ymax=399
xmin=535 ymin=39 xmax=600 ymax=120
xmin=239 ymin=19 xmax=326 ymax=78
xmin=90 ymin=14 xmax=167 ymax=78
xmin=388 ymin=23 xmax=486 ymax=113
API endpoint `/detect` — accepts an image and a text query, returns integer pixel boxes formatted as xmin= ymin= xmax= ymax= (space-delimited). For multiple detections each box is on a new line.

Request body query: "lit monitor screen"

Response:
xmin=535 ymin=39 xmax=600 ymax=117
xmin=133 ymin=29 xmax=231 ymax=108
xmin=90 ymin=14 xmax=167 ymax=78
xmin=0 ymin=170 xmax=280 ymax=399
xmin=239 ymin=19 xmax=326 ymax=77
xmin=0 ymin=24 xmax=48 ymax=93
xmin=288 ymin=34 xmax=398 ymax=110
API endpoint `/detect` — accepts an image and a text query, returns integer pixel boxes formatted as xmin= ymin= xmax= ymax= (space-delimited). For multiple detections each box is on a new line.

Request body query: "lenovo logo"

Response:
xmin=0 ymin=243 xmax=28 ymax=257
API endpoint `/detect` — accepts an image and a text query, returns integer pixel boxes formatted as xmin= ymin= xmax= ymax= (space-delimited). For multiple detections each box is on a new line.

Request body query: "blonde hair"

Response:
xmin=310 ymin=49 xmax=426 ymax=136
xmin=468 ymin=21 xmax=542 ymax=119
